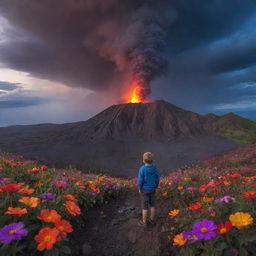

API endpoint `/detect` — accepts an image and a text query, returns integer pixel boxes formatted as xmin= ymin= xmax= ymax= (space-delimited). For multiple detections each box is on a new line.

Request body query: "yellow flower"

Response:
xmin=19 ymin=197 xmax=39 ymax=208
xmin=173 ymin=233 xmax=187 ymax=246
xmin=169 ymin=209 xmax=180 ymax=218
xmin=229 ymin=212 xmax=253 ymax=229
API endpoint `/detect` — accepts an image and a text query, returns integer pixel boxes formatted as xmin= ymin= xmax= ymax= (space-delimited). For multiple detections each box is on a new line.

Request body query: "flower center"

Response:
xmin=9 ymin=230 xmax=17 ymax=235
xmin=220 ymin=228 xmax=227 ymax=234
xmin=201 ymin=227 xmax=208 ymax=233
xmin=44 ymin=235 xmax=52 ymax=242
xmin=46 ymin=216 xmax=53 ymax=221
xmin=59 ymin=226 xmax=64 ymax=231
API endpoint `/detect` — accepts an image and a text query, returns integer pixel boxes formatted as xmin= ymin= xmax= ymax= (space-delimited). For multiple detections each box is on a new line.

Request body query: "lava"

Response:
xmin=128 ymin=81 xmax=145 ymax=103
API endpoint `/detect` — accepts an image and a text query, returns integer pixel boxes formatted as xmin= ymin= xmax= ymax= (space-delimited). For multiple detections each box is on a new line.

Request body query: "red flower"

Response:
xmin=226 ymin=173 xmax=241 ymax=179
xmin=242 ymin=191 xmax=256 ymax=199
xmin=216 ymin=221 xmax=233 ymax=235
xmin=41 ymin=165 xmax=48 ymax=171
xmin=188 ymin=202 xmax=202 ymax=211
xmin=0 ymin=183 xmax=24 ymax=192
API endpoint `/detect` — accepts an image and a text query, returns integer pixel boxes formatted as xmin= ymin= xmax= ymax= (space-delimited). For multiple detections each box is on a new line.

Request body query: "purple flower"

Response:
xmin=215 ymin=195 xmax=235 ymax=203
xmin=0 ymin=222 xmax=28 ymax=244
xmin=192 ymin=219 xmax=217 ymax=240
xmin=182 ymin=231 xmax=192 ymax=239
xmin=41 ymin=193 xmax=56 ymax=201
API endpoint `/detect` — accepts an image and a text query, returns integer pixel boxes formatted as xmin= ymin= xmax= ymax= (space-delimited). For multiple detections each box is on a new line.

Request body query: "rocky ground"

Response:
xmin=70 ymin=189 xmax=174 ymax=256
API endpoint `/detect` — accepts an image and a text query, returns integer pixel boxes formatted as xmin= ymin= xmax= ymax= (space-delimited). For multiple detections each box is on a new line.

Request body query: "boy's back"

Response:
xmin=138 ymin=164 xmax=159 ymax=191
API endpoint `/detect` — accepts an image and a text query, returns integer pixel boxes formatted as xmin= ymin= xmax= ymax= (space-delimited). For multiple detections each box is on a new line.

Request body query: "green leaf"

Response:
xmin=239 ymin=247 xmax=248 ymax=256
xmin=43 ymin=248 xmax=59 ymax=256
xmin=60 ymin=246 xmax=71 ymax=254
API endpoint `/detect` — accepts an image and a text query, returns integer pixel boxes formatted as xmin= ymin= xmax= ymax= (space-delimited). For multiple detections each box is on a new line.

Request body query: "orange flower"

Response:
xmin=35 ymin=227 xmax=60 ymax=251
xmin=18 ymin=187 xmax=35 ymax=195
xmin=242 ymin=191 xmax=256 ymax=199
xmin=201 ymin=196 xmax=214 ymax=203
xmin=64 ymin=194 xmax=78 ymax=202
xmin=54 ymin=219 xmax=73 ymax=239
xmin=5 ymin=207 xmax=27 ymax=216
xmin=188 ymin=202 xmax=202 ymax=211
xmin=177 ymin=186 xmax=184 ymax=190
xmin=223 ymin=181 xmax=231 ymax=186
xmin=173 ymin=233 xmax=187 ymax=246
xmin=226 ymin=173 xmax=241 ymax=179
xmin=64 ymin=201 xmax=81 ymax=216
xmin=35 ymin=182 xmax=43 ymax=187
xmin=169 ymin=209 xmax=180 ymax=218
xmin=38 ymin=209 xmax=61 ymax=223
xmin=75 ymin=180 xmax=85 ymax=189
xmin=162 ymin=192 xmax=168 ymax=197
xmin=19 ymin=197 xmax=39 ymax=208
xmin=88 ymin=182 xmax=100 ymax=194
xmin=210 ymin=211 xmax=217 ymax=217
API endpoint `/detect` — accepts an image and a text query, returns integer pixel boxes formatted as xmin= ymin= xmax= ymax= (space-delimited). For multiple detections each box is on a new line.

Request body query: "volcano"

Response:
xmin=0 ymin=100 xmax=243 ymax=177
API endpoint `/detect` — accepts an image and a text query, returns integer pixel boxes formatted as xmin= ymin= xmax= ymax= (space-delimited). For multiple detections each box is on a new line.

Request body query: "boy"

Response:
xmin=137 ymin=152 xmax=160 ymax=227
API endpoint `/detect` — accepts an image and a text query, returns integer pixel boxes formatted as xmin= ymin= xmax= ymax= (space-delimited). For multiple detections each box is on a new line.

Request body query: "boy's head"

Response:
xmin=143 ymin=152 xmax=154 ymax=165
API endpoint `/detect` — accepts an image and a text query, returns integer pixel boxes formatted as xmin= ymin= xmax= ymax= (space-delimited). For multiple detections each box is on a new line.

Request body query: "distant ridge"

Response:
xmin=0 ymin=100 xmax=252 ymax=176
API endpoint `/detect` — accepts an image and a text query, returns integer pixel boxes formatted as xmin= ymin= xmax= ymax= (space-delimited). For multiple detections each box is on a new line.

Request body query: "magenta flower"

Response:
xmin=52 ymin=180 xmax=69 ymax=188
xmin=0 ymin=222 xmax=28 ymax=244
xmin=192 ymin=219 xmax=217 ymax=240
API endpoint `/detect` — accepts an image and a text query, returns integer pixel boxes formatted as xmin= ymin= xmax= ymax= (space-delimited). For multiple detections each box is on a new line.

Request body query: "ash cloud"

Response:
xmin=0 ymin=0 xmax=256 ymax=113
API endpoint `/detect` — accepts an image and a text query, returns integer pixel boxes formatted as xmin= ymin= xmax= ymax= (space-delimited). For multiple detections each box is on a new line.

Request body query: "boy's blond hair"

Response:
xmin=143 ymin=152 xmax=154 ymax=164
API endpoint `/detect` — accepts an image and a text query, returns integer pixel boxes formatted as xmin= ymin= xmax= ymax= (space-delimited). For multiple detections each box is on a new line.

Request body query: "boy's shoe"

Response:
xmin=137 ymin=219 xmax=147 ymax=227
xmin=147 ymin=218 xmax=156 ymax=226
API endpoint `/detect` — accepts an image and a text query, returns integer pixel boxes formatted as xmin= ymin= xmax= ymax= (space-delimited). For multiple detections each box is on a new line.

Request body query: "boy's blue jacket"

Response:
xmin=137 ymin=165 xmax=160 ymax=191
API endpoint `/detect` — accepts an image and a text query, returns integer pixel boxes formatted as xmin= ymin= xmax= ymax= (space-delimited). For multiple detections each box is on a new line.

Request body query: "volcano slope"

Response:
xmin=0 ymin=100 xmax=242 ymax=177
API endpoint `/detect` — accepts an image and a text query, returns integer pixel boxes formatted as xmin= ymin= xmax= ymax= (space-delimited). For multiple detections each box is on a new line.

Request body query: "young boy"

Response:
xmin=137 ymin=152 xmax=160 ymax=227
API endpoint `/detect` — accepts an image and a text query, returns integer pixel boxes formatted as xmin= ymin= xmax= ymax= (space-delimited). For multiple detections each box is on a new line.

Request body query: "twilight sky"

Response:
xmin=0 ymin=0 xmax=256 ymax=127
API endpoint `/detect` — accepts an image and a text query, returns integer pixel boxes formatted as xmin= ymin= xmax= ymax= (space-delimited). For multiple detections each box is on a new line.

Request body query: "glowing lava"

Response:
xmin=128 ymin=81 xmax=145 ymax=103
xmin=130 ymin=86 xmax=143 ymax=103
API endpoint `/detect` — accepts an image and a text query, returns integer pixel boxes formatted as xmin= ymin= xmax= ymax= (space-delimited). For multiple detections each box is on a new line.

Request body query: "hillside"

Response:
xmin=205 ymin=112 xmax=256 ymax=144
xmin=0 ymin=101 xmax=239 ymax=176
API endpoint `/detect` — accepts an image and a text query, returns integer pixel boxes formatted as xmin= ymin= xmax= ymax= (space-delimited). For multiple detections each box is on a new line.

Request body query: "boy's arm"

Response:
xmin=155 ymin=167 xmax=160 ymax=188
xmin=137 ymin=167 xmax=144 ymax=191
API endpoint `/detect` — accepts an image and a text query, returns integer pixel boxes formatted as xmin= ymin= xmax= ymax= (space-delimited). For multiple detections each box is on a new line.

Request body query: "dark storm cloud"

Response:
xmin=0 ymin=1 xmax=255 ymax=96
xmin=0 ymin=81 xmax=20 ymax=91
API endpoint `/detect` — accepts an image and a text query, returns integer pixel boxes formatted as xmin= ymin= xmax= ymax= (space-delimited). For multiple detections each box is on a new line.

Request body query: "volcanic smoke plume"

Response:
xmin=0 ymin=0 xmax=175 ymax=102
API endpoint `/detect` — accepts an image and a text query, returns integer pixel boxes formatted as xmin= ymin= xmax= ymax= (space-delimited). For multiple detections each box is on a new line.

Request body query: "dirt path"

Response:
xmin=70 ymin=189 xmax=174 ymax=256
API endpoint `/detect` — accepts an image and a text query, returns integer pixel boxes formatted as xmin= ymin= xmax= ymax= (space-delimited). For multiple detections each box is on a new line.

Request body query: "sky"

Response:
xmin=0 ymin=0 xmax=255 ymax=127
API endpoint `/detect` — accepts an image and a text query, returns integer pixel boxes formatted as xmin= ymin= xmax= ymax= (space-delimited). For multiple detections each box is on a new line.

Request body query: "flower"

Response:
xmin=35 ymin=227 xmax=59 ymax=251
xmin=18 ymin=187 xmax=35 ymax=195
xmin=0 ymin=222 xmax=28 ymax=244
xmin=229 ymin=212 xmax=253 ymax=229
xmin=162 ymin=192 xmax=168 ymax=197
xmin=64 ymin=194 xmax=77 ymax=202
xmin=177 ymin=186 xmax=183 ymax=190
xmin=54 ymin=219 xmax=73 ymax=239
xmin=19 ymin=197 xmax=39 ymax=208
xmin=216 ymin=221 xmax=233 ymax=235
xmin=201 ymin=196 xmax=214 ymax=203
xmin=192 ymin=219 xmax=217 ymax=240
xmin=215 ymin=195 xmax=235 ymax=203
xmin=5 ymin=207 xmax=28 ymax=217
xmin=169 ymin=209 xmax=180 ymax=218
xmin=75 ymin=180 xmax=85 ymax=189
xmin=28 ymin=167 xmax=40 ymax=173
xmin=41 ymin=165 xmax=48 ymax=171
xmin=0 ymin=183 xmax=24 ymax=192
xmin=53 ymin=180 xmax=69 ymax=188
xmin=188 ymin=202 xmax=202 ymax=211
xmin=173 ymin=233 xmax=187 ymax=246
xmin=64 ymin=201 xmax=81 ymax=216
xmin=41 ymin=193 xmax=56 ymax=202
xmin=38 ymin=209 xmax=61 ymax=223
xmin=242 ymin=191 xmax=256 ymax=199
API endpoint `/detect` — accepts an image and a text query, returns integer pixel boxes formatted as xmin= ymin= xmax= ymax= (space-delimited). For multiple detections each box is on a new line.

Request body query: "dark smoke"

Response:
xmin=0 ymin=0 xmax=174 ymax=100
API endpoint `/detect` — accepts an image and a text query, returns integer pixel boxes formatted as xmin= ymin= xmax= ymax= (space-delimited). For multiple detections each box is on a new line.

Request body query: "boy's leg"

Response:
xmin=150 ymin=207 xmax=156 ymax=221
xmin=142 ymin=209 xmax=148 ymax=223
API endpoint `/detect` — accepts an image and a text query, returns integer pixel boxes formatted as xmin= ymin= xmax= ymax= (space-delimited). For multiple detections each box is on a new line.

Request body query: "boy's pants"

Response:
xmin=140 ymin=190 xmax=156 ymax=210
